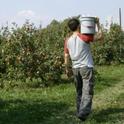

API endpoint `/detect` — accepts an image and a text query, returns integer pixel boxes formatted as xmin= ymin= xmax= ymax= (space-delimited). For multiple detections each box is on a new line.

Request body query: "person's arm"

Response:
xmin=94 ymin=17 xmax=103 ymax=41
xmin=64 ymin=53 xmax=73 ymax=77
xmin=64 ymin=53 xmax=69 ymax=69
xmin=64 ymin=39 xmax=72 ymax=77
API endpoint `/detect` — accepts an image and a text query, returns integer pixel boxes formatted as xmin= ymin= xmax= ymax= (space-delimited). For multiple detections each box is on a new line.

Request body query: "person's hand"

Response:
xmin=95 ymin=17 xmax=99 ymax=24
xmin=62 ymin=63 xmax=73 ymax=77
xmin=65 ymin=68 xmax=69 ymax=77
xmin=95 ymin=17 xmax=101 ymax=32
xmin=65 ymin=68 xmax=73 ymax=77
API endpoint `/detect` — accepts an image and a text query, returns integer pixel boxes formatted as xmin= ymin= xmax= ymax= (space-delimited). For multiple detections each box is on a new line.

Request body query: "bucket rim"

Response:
xmin=80 ymin=16 xmax=96 ymax=20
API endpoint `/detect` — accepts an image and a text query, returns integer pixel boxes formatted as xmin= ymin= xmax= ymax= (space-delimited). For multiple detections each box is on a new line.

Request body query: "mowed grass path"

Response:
xmin=0 ymin=65 xmax=124 ymax=124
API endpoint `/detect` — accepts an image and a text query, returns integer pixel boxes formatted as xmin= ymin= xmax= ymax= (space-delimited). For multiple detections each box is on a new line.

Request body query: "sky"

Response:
xmin=0 ymin=0 xmax=123 ymax=28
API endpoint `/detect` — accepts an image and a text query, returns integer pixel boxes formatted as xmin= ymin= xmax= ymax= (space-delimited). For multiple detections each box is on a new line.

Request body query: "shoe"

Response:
xmin=76 ymin=113 xmax=87 ymax=121
xmin=77 ymin=115 xmax=87 ymax=121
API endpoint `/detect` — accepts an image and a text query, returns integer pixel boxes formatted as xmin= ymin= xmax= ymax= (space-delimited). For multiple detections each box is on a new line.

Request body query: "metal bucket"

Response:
xmin=80 ymin=17 xmax=96 ymax=34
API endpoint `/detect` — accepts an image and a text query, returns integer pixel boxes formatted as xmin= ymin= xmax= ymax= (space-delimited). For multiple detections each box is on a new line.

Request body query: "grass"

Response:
xmin=0 ymin=65 xmax=124 ymax=124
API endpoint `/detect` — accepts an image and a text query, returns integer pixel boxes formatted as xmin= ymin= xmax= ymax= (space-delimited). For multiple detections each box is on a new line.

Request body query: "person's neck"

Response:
xmin=73 ymin=31 xmax=79 ymax=36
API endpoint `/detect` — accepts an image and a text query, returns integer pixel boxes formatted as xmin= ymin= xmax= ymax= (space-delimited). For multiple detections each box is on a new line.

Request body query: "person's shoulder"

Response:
xmin=65 ymin=35 xmax=74 ymax=43
xmin=65 ymin=33 xmax=73 ymax=40
xmin=77 ymin=33 xmax=86 ymax=40
xmin=77 ymin=33 xmax=94 ymax=42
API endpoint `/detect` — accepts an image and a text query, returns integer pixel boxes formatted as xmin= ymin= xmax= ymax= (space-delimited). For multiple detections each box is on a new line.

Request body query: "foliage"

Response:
xmin=0 ymin=18 xmax=124 ymax=88
xmin=92 ymin=24 xmax=124 ymax=65
xmin=0 ymin=20 xmax=70 ymax=88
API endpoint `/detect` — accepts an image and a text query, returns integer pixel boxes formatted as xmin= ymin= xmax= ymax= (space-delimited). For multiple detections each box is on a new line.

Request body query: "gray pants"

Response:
xmin=72 ymin=66 xmax=94 ymax=119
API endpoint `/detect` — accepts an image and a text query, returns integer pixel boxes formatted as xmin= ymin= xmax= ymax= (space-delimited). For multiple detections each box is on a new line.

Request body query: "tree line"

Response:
xmin=0 ymin=17 xmax=124 ymax=88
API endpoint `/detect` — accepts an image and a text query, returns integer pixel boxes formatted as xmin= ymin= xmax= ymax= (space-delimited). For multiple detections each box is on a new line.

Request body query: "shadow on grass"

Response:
xmin=92 ymin=107 xmax=124 ymax=123
xmin=0 ymin=98 xmax=78 ymax=124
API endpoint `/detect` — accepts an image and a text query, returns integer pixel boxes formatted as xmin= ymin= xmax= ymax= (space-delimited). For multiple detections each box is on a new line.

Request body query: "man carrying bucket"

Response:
xmin=64 ymin=17 xmax=102 ymax=121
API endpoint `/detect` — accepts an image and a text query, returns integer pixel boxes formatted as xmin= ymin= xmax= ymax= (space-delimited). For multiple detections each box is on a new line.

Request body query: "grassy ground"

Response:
xmin=0 ymin=65 xmax=124 ymax=124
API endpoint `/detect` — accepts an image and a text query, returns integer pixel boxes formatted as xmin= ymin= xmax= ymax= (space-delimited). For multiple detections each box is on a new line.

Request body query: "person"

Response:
xmin=64 ymin=17 xmax=102 ymax=121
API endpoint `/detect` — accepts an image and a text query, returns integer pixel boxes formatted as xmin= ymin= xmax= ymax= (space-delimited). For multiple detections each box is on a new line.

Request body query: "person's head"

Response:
xmin=68 ymin=18 xmax=80 ymax=32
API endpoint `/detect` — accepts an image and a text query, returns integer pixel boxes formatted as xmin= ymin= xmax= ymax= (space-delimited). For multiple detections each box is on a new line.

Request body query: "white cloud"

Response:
xmin=12 ymin=10 xmax=43 ymax=27
xmin=0 ymin=10 xmax=53 ymax=28
xmin=17 ymin=10 xmax=36 ymax=18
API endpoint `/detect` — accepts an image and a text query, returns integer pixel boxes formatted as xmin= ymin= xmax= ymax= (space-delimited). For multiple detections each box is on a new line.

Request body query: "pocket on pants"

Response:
xmin=80 ymin=66 xmax=92 ymax=79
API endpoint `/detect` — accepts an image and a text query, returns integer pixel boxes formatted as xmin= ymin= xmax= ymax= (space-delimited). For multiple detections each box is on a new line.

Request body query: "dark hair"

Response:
xmin=68 ymin=18 xmax=80 ymax=31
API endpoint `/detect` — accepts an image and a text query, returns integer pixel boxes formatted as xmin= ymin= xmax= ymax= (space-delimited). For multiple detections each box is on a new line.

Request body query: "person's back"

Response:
xmin=66 ymin=33 xmax=94 ymax=68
